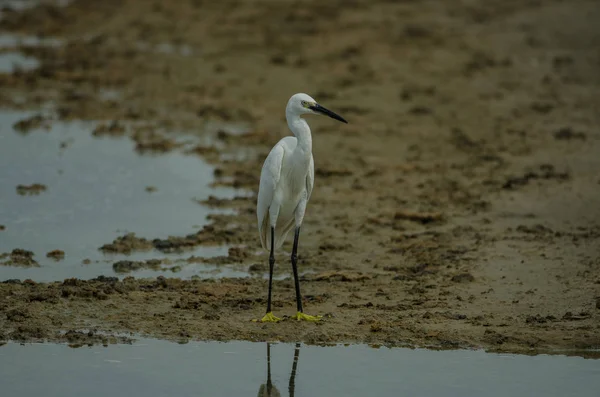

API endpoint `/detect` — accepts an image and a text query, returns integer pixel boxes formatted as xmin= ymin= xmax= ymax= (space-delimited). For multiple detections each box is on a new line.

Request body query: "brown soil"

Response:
xmin=1 ymin=0 xmax=599 ymax=356
xmin=16 ymin=183 xmax=47 ymax=196
xmin=1 ymin=249 xmax=39 ymax=267
xmin=45 ymin=250 xmax=65 ymax=261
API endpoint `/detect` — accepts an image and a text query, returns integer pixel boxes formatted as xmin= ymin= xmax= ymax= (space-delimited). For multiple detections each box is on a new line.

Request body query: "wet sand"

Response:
xmin=1 ymin=0 xmax=599 ymax=355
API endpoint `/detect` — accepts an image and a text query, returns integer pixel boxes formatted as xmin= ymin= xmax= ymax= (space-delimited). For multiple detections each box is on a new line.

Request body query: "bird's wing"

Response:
xmin=257 ymin=140 xmax=286 ymax=248
xmin=306 ymin=154 xmax=314 ymax=201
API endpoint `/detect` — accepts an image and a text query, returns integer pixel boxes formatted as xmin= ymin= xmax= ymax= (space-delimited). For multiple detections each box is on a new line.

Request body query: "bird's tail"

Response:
xmin=260 ymin=215 xmax=294 ymax=252
xmin=259 ymin=215 xmax=270 ymax=251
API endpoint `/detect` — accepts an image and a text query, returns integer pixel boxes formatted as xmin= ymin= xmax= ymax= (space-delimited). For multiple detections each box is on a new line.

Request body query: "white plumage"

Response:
xmin=254 ymin=92 xmax=346 ymax=322
xmin=257 ymin=135 xmax=314 ymax=251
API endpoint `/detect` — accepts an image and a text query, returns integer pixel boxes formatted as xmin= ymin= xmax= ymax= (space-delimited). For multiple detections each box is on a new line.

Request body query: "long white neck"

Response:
xmin=286 ymin=109 xmax=312 ymax=154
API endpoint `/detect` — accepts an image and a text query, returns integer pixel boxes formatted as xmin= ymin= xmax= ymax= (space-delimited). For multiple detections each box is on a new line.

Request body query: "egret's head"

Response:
xmin=286 ymin=93 xmax=348 ymax=123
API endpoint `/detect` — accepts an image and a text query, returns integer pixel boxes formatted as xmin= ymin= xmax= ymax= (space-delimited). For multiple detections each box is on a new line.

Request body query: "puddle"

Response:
xmin=0 ymin=51 xmax=39 ymax=73
xmin=0 ymin=33 xmax=63 ymax=48
xmin=0 ymin=0 xmax=70 ymax=11
xmin=0 ymin=109 xmax=251 ymax=281
xmin=0 ymin=339 xmax=598 ymax=396
xmin=0 ymin=0 xmax=39 ymax=15
xmin=0 ymin=0 xmax=71 ymax=21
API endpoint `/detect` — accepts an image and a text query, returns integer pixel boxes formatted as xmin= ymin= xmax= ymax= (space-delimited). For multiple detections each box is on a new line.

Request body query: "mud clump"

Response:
xmin=112 ymin=259 xmax=162 ymax=273
xmin=46 ymin=250 xmax=65 ymax=260
xmin=553 ymin=127 xmax=586 ymax=141
xmin=0 ymin=225 xmax=5 ymax=231
xmin=0 ymin=249 xmax=39 ymax=267
xmin=502 ymin=165 xmax=569 ymax=190
xmin=562 ymin=311 xmax=591 ymax=321
xmin=395 ymin=210 xmax=443 ymax=224
xmin=63 ymin=330 xmax=134 ymax=348
xmin=248 ymin=263 xmax=266 ymax=273
xmin=516 ymin=224 xmax=554 ymax=235
xmin=151 ymin=221 xmax=250 ymax=253
xmin=9 ymin=325 xmax=47 ymax=342
xmin=92 ymin=121 xmax=126 ymax=137
xmin=451 ymin=273 xmax=475 ymax=283
xmin=16 ymin=183 xmax=47 ymax=196
xmin=100 ymin=223 xmax=249 ymax=255
xmin=133 ymin=130 xmax=182 ymax=153
xmin=12 ymin=114 xmax=49 ymax=133
xmin=60 ymin=276 xmax=132 ymax=300
xmin=99 ymin=233 xmax=154 ymax=254
xmin=526 ymin=314 xmax=557 ymax=324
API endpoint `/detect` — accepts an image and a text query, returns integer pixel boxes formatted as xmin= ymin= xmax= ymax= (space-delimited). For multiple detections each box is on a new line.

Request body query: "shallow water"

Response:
xmin=0 ymin=0 xmax=71 ymax=17
xmin=0 ymin=109 xmax=252 ymax=281
xmin=0 ymin=51 xmax=39 ymax=73
xmin=0 ymin=339 xmax=598 ymax=397
xmin=0 ymin=0 xmax=39 ymax=17
xmin=0 ymin=33 xmax=63 ymax=48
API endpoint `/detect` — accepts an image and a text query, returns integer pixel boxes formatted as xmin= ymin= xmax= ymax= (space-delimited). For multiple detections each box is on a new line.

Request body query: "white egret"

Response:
xmin=256 ymin=93 xmax=347 ymax=323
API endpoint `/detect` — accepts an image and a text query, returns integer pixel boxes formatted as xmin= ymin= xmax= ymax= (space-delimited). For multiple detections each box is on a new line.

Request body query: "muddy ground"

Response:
xmin=1 ymin=0 xmax=599 ymax=355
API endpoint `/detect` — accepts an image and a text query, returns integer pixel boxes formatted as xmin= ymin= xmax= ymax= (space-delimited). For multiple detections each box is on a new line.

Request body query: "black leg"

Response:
xmin=266 ymin=226 xmax=275 ymax=313
xmin=266 ymin=343 xmax=273 ymax=390
xmin=288 ymin=343 xmax=300 ymax=397
xmin=291 ymin=227 xmax=303 ymax=313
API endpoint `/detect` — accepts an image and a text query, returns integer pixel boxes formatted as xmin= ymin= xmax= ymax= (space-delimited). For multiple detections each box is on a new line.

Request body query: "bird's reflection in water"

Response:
xmin=258 ymin=342 xmax=301 ymax=397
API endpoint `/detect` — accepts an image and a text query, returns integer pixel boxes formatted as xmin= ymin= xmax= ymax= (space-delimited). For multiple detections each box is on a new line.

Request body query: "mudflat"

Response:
xmin=1 ymin=0 xmax=599 ymax=355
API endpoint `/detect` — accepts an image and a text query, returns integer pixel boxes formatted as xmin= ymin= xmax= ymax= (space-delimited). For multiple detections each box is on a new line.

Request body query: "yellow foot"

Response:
xmin=253 ymin=312 xmax=281 ymax=323
xmin=292 ymin=312 xmax=322 ymax=322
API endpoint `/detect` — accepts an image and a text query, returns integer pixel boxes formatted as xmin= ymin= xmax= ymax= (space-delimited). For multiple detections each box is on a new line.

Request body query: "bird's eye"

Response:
xmin=301 ymin=101 xmax=308 ymax=107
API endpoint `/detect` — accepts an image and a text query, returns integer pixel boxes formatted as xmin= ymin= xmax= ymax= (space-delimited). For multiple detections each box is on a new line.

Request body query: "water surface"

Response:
xmin=0 ymin=339 xmax=598 ymax=397
xmin=0 ymin=110 xmax=251 ymax=281
xmin=0 ymin=51 xmax=39 ymax=73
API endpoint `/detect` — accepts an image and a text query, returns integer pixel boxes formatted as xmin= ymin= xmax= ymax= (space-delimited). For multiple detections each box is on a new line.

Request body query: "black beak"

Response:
xmin=310 ymin=103 xmax=348 ymax=124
